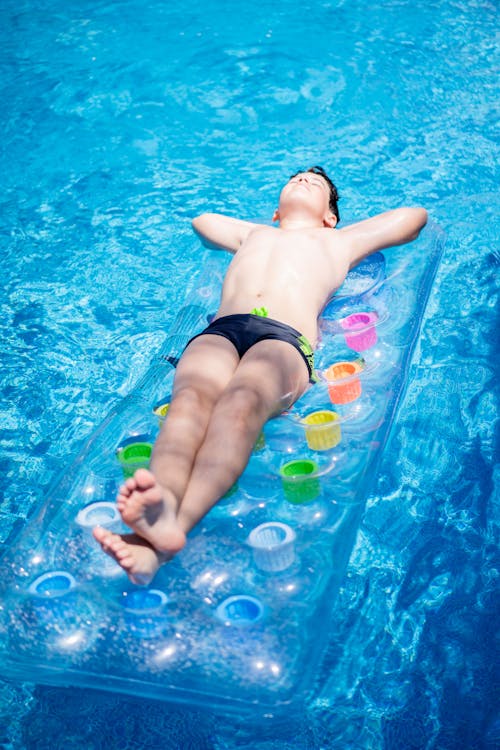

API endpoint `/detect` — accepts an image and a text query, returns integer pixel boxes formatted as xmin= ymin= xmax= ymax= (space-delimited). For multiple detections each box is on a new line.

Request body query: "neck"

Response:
xmin=278 ymin=216 xmax=325 ymax=230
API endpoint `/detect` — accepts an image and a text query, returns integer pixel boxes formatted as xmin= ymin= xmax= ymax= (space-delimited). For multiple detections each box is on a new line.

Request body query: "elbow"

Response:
xmin=192 ymin=212 xmax=220 ymax=237
xmin=191 ymin=213 xmax=213 ymax=241
xmin=405 ymin=207 xmax=428 ymax=241
xmin=191 ymin=213 xmax=208 ymax=232
xmin=415 ymin=206 xmax=428 ymax=229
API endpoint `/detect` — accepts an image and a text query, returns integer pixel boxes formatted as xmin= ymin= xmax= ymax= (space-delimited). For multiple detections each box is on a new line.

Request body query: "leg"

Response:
xmin=176 ymin=339 xmax=309 ymax=534
xmin=93 ymin=335 xmax=239 ymax=581
xmin=150 ymin=336 xmax=240 ymax=498
xmin=95 ymin=339 xmax=308 ymax=584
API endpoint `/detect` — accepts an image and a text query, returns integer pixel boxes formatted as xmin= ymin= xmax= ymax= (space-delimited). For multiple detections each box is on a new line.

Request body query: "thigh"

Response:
xmin=172 ymin=334 xmax=240 ymax=401
xmin=231 ymin=339 xmax=310 ymax=417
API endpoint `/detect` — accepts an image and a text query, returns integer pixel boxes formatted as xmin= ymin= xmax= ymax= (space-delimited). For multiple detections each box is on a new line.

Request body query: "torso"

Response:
xmin=215 ymin=225 xmax=351 ymax=344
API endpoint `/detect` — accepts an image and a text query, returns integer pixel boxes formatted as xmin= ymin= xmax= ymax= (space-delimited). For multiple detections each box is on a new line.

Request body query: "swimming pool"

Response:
xmin=0 ymin=0 xmax=498 ymax=747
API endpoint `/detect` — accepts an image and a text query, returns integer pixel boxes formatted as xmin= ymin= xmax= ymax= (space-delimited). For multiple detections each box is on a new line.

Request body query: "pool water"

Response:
xmin=0 ymin=0 xmax=498 ymax=748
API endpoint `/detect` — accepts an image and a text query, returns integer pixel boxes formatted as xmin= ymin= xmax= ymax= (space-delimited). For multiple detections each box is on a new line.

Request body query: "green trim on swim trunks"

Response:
xmin=297 ymin=333 xmax=319 ymax=384
xmin=251 ymin=306 xmax=269 ymax=317
xmin=247 ymin=310 xmax=317 ymax=383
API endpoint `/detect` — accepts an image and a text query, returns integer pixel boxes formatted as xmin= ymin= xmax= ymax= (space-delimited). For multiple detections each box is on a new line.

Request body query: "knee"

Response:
xmin=219 ymin=385 xmax=266 ymax=430
xmin=171 ymin=384 xmax=211 ymax=414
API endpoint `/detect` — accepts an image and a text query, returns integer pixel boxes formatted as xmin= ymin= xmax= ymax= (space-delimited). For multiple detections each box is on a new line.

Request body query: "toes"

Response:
xmin=117 ymin=494 xmax=127 ymax=508
xmin=115 ymin=548 xmax=134 ymax=566
xmin=93 ymin=528 xmax=124 ymax=556
xmin=92 ymin=527 xmax=160 ymax=585
xmin=117 ymin=479 xmax=135 ymax=498
xmin=117 ymin=485 xmax=162 ymax=510
xmin=92 ymin=526 xmax=104 ymax=542
xmin=93 ymin=526 xmax=111 ymax=546
xmin=107 ymin=535 xmax=128 ymax=555
xmin=120 ymin=504 xmax=139 ymax=523
xmin=133 ymin=468 xmax=157 ymax=490
xmin=112 ymin=542 xmax=130 ymax=560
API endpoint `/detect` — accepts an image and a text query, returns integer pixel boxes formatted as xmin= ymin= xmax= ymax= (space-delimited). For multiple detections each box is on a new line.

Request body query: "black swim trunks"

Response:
xmin=186 ymin=313 xmax=317 ymax=384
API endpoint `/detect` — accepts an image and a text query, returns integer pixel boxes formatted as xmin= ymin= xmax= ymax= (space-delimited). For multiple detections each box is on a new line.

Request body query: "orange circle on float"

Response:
xmin=324 ymin=362 xmax=362 ymax=404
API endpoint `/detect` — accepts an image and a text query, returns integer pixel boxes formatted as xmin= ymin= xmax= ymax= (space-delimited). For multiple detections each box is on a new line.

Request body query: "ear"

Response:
xmin=272 ymin=209 xmax=280 ymax=223
xmin=323 ymin=212 xmax=337 ymax=229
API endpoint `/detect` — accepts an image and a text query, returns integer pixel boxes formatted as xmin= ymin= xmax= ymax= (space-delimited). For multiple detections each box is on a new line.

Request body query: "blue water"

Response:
xmin=0 ymin=0 xmax=498 ymax=748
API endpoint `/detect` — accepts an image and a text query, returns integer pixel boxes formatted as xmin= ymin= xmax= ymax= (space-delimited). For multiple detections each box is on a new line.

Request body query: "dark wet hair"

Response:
xmin=289 ymin=165 xmax=340 ymax=224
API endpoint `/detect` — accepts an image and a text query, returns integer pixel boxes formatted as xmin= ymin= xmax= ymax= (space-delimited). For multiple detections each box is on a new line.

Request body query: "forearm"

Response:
xmin=341 ymin=207 xmax=428 ymax=244
xmin=341 ymin=207 xmax=428 ymax=268
xmin=191 ymin=216 xmax=226 ymax=250
xmin=191 ymin=213 xmax=230 ymax=251
xmin=191 ymin=212 xmax=258 ymax=253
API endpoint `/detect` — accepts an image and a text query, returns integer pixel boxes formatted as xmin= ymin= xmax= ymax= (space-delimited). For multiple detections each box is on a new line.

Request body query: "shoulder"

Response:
xmin=237 ymin=223 xmax=279 ymax=250
xmin=321 ymin=227 xmax=352 ymax=258
xmin=313 ymin=228 xmax=352 ymax=284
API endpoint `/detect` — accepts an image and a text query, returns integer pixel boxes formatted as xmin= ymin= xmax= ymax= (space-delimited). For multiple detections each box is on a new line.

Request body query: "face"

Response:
xmin=275 ymin=172 xmax=335 ymax=226
xmin=287 ymin=172 xmax=330 ymax=194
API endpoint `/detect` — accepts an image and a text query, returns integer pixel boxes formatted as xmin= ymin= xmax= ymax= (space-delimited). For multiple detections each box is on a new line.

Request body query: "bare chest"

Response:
xmin=230 ymin=227 xmax=347 ymax=293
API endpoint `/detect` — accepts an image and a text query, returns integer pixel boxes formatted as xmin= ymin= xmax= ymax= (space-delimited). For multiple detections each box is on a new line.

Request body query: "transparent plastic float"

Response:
xmin=0 ymin=224 xmax=444 ymax=716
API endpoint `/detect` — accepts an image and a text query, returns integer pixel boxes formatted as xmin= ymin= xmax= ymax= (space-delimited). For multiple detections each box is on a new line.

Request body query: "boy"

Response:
xmin=94 ymin=166 xmax=427 ymax=584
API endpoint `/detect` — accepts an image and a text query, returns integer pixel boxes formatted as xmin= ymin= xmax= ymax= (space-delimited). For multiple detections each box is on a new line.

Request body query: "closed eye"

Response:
xmin=288 ymin=176 xmax=326 ymax=193
xmin=290 ymin=177 xmax=323 ymax=187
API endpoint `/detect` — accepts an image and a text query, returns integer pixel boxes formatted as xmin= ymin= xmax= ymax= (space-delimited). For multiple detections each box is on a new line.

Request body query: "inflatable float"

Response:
xmin=0 ymin=224 xmax=444 ymax=715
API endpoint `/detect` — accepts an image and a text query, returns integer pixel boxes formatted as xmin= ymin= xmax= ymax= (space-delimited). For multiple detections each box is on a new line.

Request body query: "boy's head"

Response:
xmin=274 ymin=166 xmax=340 ymax=228
xmin=290 ymin=166 xmax=340 ymax=224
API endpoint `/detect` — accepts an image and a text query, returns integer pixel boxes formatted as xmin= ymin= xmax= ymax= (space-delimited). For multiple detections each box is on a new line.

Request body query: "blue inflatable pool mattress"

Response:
xmin=0 ymin=225 xmax=444 ymax=715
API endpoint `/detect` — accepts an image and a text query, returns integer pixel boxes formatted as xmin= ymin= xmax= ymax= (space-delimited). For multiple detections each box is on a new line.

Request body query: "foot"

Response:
xmin=116 ymin=468 xmax=186 ymax=555
xmin=93 ymin=526 xmax=167 ymax=585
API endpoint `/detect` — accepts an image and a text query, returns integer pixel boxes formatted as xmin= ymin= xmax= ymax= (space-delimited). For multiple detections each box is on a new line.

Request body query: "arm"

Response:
xmin=339 ymin=207 xmax=428 ymax=269
xmin=191 ymin=212 xmax=263 ymax=253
